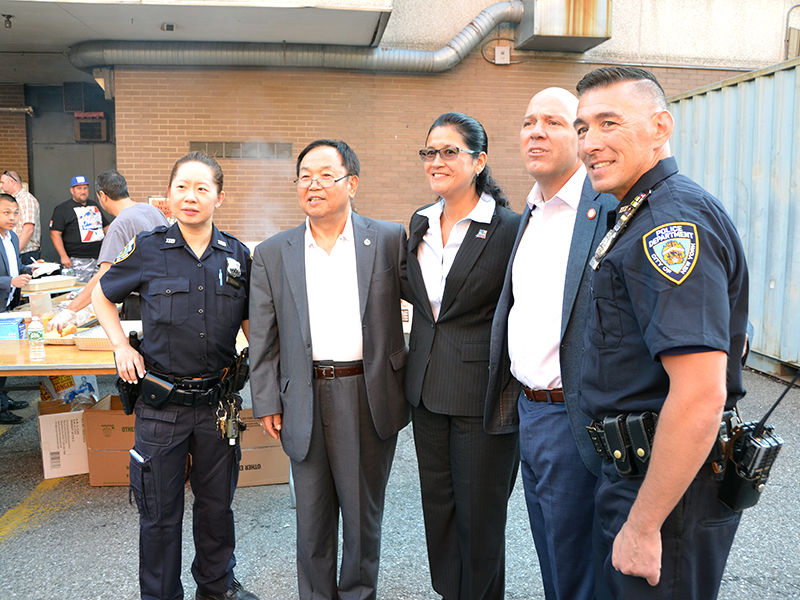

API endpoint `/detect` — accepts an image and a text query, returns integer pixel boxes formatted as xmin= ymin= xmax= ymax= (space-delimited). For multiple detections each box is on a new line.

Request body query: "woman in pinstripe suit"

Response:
xmin=405 ymin=113 xmax=521 ymax=600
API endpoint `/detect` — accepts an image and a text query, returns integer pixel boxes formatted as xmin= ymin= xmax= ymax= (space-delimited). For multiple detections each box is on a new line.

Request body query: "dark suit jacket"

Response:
xmin=485 ymin=177 xmax=618 ymax=473
xmin=405 ymin=203 xmax=520 ymax=418
xmin=0 ymin=230 xmax=24 ymax=310
xmin=249 ymin=213 xmax=410 ymax=462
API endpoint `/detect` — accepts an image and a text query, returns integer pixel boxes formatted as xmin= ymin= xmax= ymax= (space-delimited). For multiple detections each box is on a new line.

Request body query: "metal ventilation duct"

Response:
xmin=69 ymin=1 xmax=524 ymax=74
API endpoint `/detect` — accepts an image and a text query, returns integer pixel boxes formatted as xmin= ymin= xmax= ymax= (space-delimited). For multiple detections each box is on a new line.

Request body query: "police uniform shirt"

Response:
xmin=99 ymin=223 xmax=251 ymax=377
xmin=579 ymin=157 xmax=749 ymax=420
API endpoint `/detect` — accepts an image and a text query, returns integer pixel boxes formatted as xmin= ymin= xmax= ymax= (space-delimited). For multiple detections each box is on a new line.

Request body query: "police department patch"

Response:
xmin=114 ymin=237 xmax=136 ymax=263
xmin=642 ymin=222 xmax=698 ymax=285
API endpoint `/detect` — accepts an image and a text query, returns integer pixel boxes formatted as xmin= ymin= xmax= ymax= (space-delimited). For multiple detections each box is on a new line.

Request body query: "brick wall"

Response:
xmin=0 ymin=85 xmax=29 ymax=184
xmin=114 ymin=55 xmax=742 ymax=243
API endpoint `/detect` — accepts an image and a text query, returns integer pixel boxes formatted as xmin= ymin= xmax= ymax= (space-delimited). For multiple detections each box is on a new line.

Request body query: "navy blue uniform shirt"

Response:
xmin=100 ymin=223 xmax=251 ymax=377
xmin=579 ymin=157 xmax=749 ymax=420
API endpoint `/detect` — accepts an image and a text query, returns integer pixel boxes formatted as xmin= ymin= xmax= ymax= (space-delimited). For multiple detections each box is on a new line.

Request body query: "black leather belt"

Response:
xmin=313 ymin=361 xmax=364 ymax=379
xmin=522 ymin=386 xmax=564 ymax=403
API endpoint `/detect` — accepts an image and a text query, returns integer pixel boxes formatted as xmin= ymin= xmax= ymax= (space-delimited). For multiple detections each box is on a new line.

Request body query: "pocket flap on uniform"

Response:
xmin=149 ymin=278 xmax=190 ymax=296
xmin=461 ymin=341 xmax=490 ymax=362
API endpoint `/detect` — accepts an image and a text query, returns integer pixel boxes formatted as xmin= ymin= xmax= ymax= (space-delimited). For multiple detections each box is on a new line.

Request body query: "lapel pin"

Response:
xmin=587 ymin=208 xmax=597 ymax=220
xmin=476 ymin=229 xmax=487 ymax=239
xmin=364 ymin=238 xmax=371 ymax=246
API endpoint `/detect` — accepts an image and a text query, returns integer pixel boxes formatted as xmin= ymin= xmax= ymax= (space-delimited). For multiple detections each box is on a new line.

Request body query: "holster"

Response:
xmin=141 ymin=372 xmax=175 ymax=409
xmin=115 ymin=378 xmax=141 ymax=416
xmin=231 ymin=347 xmax=250 ymax=392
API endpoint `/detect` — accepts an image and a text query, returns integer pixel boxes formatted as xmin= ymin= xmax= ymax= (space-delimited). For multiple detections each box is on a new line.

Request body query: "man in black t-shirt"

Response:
xmin=50 ymin=175 xmax=110 ymax=283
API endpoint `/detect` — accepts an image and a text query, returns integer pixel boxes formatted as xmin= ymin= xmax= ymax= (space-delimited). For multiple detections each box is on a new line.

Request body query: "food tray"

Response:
xmin=22 ymin=275 xmax=78 ymax=292
xmin=44 ymin=336 xmax=75 ymax=345
xmin=74 ymin=321 xmax=142 ymax=351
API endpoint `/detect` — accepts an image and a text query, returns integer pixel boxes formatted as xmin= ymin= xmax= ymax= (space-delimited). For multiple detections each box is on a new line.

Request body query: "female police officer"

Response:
xmin=92 ymin=152 xmax=258 ymax=600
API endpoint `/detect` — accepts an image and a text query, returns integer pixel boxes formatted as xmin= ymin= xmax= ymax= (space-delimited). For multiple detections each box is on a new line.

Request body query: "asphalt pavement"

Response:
xmin=0 ymin=369 xmax=798 ymax=599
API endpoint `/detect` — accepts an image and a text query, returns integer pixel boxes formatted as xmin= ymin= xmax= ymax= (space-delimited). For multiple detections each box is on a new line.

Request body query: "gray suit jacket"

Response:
xmin=249 ymin=213 xmax=410 ymax=462
xmin=0 ymin=230 xmax=23 ymax=310
xmin=484 ymin=177 xmax=618 ymax=474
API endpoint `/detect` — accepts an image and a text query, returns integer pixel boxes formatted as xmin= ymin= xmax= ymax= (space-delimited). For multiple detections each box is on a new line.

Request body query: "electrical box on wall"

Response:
xmin=74 ymin=112 xmax=107 ymax=142
xmin=516 ymin=0 xmax=611 ymax=52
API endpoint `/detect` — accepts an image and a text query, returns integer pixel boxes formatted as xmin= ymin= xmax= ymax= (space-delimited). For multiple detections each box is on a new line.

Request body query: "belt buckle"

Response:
xmin=317 ymin=365 xmax=336 ymax=380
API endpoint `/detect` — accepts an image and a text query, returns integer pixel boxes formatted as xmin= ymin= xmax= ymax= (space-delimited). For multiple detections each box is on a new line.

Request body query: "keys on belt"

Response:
xmin=522 ymin=386 xmax=564 ymax=403
xmin=313 ymin=361 xmax=364 ymax=379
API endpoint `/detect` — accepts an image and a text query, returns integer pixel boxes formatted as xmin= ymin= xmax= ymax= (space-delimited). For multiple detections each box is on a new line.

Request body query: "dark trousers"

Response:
xmin=20 ymin=250 xmax=39 ymax=265
xmin=518 ymin=392 xmax=598 ymax=600
xmin=412 ymin=401 xmax=519 ymax=600
xmin=130 ymin=402 xmax=240 ymax=600
xmin=594 ymin=462 xmax=741 ymax=599
xmin=292 ymin=374 xmax=397 ymax=600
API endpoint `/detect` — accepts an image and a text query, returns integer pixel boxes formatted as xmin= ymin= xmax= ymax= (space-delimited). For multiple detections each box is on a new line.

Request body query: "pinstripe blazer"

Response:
xmin=405 ymin=202 xmax=520 ymax=418
xmin=484 ymin=176 xmax=618 ymax=472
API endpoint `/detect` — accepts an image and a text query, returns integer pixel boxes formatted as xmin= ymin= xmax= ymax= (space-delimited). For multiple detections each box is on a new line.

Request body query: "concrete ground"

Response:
xmin=0 ymin=369 xmax=798 ymax=600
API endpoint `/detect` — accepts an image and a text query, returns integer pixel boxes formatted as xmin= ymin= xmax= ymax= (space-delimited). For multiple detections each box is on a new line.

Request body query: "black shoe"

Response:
xmin=0 ymin=410 xmax=23 ymax=424
xmin=195 ymin=579 xmax=260 ymax=600
xmin=7 ymin=398 xmax=29 ymax=410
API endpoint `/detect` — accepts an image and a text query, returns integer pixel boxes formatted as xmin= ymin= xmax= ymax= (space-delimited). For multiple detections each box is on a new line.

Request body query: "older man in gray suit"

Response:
xmin=485 ymin=88 xmax=617 ymax=600
xmin=249 ymin=140 xmax=409 ymax=600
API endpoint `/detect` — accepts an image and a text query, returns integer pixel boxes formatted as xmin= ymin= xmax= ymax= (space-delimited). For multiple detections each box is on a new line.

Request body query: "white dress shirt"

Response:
xmin=1 ymin=231 xmax=19 ymax=308
xmin=508 ymin=165 xmax=586 ymax=390
xmin=416 ymin=193 xmax=496 ymax=321
xmin=304 ymin=210 xmax=363 ymax=361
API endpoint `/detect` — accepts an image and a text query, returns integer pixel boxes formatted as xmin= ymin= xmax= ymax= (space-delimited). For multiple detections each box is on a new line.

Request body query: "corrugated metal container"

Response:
xmin=669 ymin=57 xmax=800 ymax=372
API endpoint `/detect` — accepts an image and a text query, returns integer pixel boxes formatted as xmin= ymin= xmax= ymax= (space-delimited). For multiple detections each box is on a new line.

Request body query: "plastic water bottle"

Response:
xmin=28 ymin=316 xmax=45 ymax=362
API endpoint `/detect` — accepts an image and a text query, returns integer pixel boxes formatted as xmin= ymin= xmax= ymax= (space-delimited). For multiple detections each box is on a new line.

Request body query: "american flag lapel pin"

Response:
xmin=476 ymin=229 xmax=487 ymax=239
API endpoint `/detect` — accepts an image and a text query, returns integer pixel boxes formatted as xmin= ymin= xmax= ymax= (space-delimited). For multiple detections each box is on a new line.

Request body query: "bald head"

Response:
xmin=0 ymin=171 xmax=22 ymax=195
xmin=520 ymin=87 xmax=582 ymax=201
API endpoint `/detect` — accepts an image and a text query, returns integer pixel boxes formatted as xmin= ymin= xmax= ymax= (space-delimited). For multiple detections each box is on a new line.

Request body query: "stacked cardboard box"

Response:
xmin=37 ymin=400 xmax=89 ymax=479
xmin=237 ymin=409 xmax=290 ymax=487
xmin=82 ymin=394 xmax=135 ymax=486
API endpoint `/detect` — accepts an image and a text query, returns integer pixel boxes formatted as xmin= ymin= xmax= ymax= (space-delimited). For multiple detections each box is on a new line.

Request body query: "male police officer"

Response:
xmin=573 ymin=67 xmax=748 ymax=599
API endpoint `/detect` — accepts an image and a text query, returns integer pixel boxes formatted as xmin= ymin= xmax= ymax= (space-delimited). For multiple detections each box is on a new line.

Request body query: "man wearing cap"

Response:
xmin=50 ymin=174 xmax=110 ymax=283
xmin=0 ymin=170 xmax=41 ymax=264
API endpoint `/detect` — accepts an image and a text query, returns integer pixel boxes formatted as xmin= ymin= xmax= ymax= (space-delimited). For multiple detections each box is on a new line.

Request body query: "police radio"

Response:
xmin=718 ymin=372 xmax=796 ymax=512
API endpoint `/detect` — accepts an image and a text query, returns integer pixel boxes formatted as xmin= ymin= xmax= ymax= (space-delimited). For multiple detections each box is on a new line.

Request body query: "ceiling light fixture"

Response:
xmin=2 ymin=15 xmax=12 ymax=29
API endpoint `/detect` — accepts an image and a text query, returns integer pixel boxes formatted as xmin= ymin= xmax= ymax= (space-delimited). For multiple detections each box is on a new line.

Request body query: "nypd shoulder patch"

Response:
xmin=114 ymin=237 xmax=136 ymax=264
xmin=642 ymin=222 xmax=699 ymax=285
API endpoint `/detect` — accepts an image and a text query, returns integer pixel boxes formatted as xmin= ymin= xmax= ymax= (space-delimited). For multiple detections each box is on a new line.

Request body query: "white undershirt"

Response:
xmin=304 ymin=211 xmax=363 ymax=361
xmin=1 ymin=231 xmax=19 ymax=308
xmin=508 ymin=165 xmax=586 ymax=390
xmin=416 ymin=193 xmax=496 ymax=321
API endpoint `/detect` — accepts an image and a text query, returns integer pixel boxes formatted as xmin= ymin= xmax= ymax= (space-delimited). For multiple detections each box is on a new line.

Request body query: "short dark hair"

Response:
xmin=425 ymin=112 xmax=508 ymax=207
xmin=576 ymin=66 xmax=668 ymax=110
xmin=95 ymin=170 xmax=129 ymax=200
xmin=0 ymin=193 xmax=17 ymax=204
xmin=296 ymin=140 xmax=360 ymax=178
xmin=168 ymin=151 xmax=224 ymax=194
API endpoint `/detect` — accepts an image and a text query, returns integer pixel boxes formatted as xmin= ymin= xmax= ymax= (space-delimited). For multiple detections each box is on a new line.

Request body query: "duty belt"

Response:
xmin=586 ymin=410 xmax=737 ymax=478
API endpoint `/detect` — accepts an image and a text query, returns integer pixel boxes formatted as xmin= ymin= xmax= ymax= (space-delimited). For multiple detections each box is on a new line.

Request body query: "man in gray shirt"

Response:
xmin=48 ymin=170 xmax=168 ymax=331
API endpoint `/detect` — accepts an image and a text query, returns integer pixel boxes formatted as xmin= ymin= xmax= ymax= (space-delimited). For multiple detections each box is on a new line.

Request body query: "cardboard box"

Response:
xmin=238 ymin=408 xmax=282 ymax=449
xmin=37 ymin=401 xmax=89 ymax=479
xmin=238 ymin=445 xmax=290 ymax=487
xmin=0 ymin=316 xmax=26 ymax=340
xmin=82 ymin=394 xmax=136 ymax=486
xmin=83 ymin=394 xmax=135 ymax=450
xmin=87 ymin=449 xmax=131 ymax=486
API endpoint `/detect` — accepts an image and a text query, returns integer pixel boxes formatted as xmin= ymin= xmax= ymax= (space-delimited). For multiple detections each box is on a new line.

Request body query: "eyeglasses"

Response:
xmin=418 ymin=147 xmax=476 ymax=162
xmin=2 ymin=171 xmax=19 ymax=183
xmin=293 ymin=174 xmax=350 ymax=189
